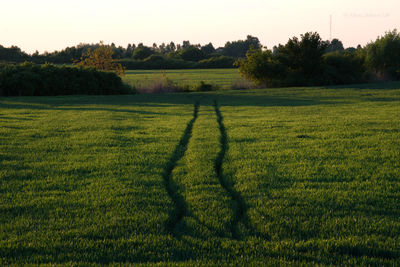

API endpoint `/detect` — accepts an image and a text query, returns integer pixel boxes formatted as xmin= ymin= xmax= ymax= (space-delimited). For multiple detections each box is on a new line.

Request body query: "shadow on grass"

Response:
xmin=0 ymin=93 xmax=336 ymax=112
xmin=1 ymin=81 xmax=399 ymax=110
xmin=162 ymin=102 xmax=199 ymax=237
xmin=323 ymin=81 xmax=400 ymax=90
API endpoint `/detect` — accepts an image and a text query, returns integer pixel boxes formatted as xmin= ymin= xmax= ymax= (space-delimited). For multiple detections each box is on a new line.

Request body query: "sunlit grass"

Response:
xmin=122 ymin=69 xmax=242 ymax=89
xmin=0 ymin=84 xmax=399 ymax=265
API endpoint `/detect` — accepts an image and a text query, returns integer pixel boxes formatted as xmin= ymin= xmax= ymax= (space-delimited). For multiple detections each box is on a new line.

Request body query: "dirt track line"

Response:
xmin=162 ymin=102 xmax=199 ymax=236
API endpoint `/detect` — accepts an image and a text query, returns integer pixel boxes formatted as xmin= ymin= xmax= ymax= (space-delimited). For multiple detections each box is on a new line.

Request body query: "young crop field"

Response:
xmin=1 ymin=84 xmax=400 ymax=265
xmin=122 ymin=68 xmax=242 ymax=89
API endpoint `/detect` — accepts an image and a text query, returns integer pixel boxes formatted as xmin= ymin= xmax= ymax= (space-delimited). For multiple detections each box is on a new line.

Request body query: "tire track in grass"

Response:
xmin=213 ymin=100 xmax=246 ymax=239
xmin=163 ymin=102 xmax=199 ymax=236
xmin=214 ymin=100 xmax=269 ymax=240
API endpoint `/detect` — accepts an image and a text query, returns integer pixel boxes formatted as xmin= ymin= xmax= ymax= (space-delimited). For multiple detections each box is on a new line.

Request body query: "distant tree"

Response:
xmin=201 ymin=43 xmax=216 ymax=56
xmin=345 ymin=47 xmax=357 ymax=53
xmin=323 ymin=51 xmax=366 ymax=84
xmin=235 ymin=46 xmax=285 ymax=86
xmin=75 ymin=41 xmax=125 ymax=75
xmin=222 ymin=35 xmax=261 ymax=58
xmin=272 ymin=46 xmax=279 ymax=56
xmin=125 ymin=44 xmax=135 ymax=58
xmin=158 ymin=43 xmax=167 ymax=54
xmin=0 ymin=45 xmax=29 ymax=62
xmin=366 ymin=29 xmax=400 ymax=79
xmin=132 ymin=45 xmax=155 ymax=60
xmin=166 ymin=42 xmax=176 ymax=53
xmin=236 ymin=32 xmax=329 ymax=86
xmin=178 ymin=46 xmax=206 ymax=62
xmin=182 ymin=41 xmax=191 ymax=49
xmin=112 ymin=45 xmax=125 ymax=59
xmin=326 ymin=38 xmax=344 ymax=53
xmin=276 ymin=32 xmax=328 ymax=82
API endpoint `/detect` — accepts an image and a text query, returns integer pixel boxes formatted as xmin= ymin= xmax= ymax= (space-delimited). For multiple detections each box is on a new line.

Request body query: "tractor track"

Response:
xmin=162 ymin=102 xmax=199 ymax=236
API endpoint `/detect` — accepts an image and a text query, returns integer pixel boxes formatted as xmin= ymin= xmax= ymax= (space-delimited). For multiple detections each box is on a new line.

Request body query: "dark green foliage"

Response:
xmin=178 ymin=46 xmax=206 ymax=62
xmin=236 ymin=32 xmax=370 ymax=87
xmin=0 ymin=36 xmax=260 ymax=69
xmin=325 ymin=38 xmax=345 ymax=53
xmin=366 ymin=29 xmax=400 ymax=79
xmin=0 ymin=62 xmax=131 ymax=96
xmin=132 ymin=46 xmax=155 ymax=60
xmin=191 ymin=81 xmax=215 ymax=91
xmin=222 ymin=35 xmax=261 ymax=58
xmin=323 ymin=51 xmax=366 ymax=84
xmin=200 ymin=43 xmax=216 ymax=55
xmin=197 ymin=56 xmax=236 ymax=68
xmin=0 ymin=45 xmax=29 ymax=62
xmin=235 ymin=48 xmax=285 ymax=87
xmin=276 ymin=32 xmax=328 ymax=84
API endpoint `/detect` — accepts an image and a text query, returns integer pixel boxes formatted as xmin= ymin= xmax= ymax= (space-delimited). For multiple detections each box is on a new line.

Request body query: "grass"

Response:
xmin=1 ymin=83 xmax=400 ymax=265
xmin=122 ymin=69 xmax=242 ymax=90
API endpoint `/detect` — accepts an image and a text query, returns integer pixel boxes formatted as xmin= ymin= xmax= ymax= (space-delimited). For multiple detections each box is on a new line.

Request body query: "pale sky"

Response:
xmin=0 ymin=0 xmax=399 ymax=53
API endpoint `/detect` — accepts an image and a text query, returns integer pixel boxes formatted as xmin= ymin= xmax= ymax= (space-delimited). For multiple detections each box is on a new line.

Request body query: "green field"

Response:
xmin=1 ymin=84 xmax=400 ymax=265
xmin=122 ymin=69 xmax=242 ymax=89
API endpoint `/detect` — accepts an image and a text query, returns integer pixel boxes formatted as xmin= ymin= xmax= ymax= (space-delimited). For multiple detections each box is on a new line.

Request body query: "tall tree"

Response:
xmin=277 ymin=32 xmax=327 ymax=81
xmin=366 ymin=29 xmax=400 ymax=79
xmin=75 ymin=41 xmax=125 ymax=75
xmin=326 ymin=38 xmax=344 ymax=53
xmin=222 ymin=35 xmax=261 ymax=58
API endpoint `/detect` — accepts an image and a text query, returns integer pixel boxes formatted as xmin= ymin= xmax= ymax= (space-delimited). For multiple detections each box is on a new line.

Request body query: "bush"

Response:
xmin=0 ymin=62 xmax=133 ymax=96
xmin=323 ymin=51 xmax=366 ymax=85
xmin=235 ymin=47 xmax=285 ymax=87
xmin=191 ymin=81 xmax=217 ymax=92
xmin=134 ymin=73 xmax=190 ymax=94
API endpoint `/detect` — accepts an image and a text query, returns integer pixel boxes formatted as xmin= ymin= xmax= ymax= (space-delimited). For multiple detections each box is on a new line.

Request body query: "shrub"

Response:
xmin=0 ymin=62 xmax=133 ymax=96
xmin=323 ymin=51 xmax=366 ymax=85
xmin=135 ymin=73 xmax=189 ymax=94
xmin=191 ymin=81 xmax=217 ymax=92
xmin=235 ymin=47 xmax=285 ymax=87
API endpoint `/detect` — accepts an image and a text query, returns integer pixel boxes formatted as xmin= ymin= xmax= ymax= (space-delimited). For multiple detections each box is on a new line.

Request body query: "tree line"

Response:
xmin=0 ymin=36 xmax=262 ymax=69
xmin=1 ymin=29 xmax=399 ymax=87
xmin=236 ymin=30 xmax=400 ymax=86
